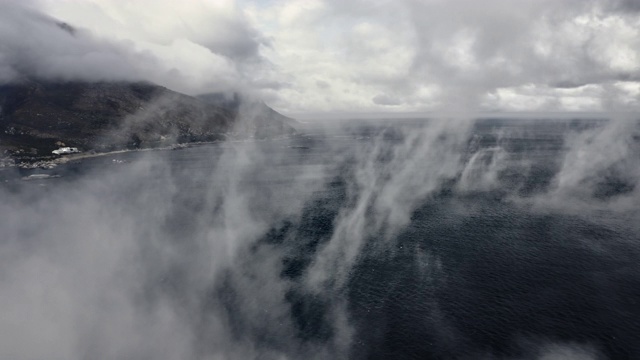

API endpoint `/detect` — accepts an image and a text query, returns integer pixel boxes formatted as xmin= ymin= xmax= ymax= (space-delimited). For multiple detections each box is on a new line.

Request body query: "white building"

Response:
xmin=52 ymin=147 xmax=80 ymax=155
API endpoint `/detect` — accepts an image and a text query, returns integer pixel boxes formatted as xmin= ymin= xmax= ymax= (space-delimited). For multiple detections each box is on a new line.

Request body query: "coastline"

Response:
xmin=1 ymin=143 xmax=206 ymax=170
xmin=1 ymin=135 xmax=298 ymax=170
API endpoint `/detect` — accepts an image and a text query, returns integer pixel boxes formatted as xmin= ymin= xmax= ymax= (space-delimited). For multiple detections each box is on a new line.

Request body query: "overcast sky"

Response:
xmin=1 ymin=0 xmax=639 ymax=115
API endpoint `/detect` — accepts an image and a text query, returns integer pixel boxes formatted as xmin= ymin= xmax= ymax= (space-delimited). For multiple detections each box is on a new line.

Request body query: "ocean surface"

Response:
xmin=1 ymin=118 xmax=640 ymax=359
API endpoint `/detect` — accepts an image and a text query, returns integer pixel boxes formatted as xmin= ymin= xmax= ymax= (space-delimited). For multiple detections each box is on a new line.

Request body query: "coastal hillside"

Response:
xmin=0 ymin=79 xmax=297 ymax=158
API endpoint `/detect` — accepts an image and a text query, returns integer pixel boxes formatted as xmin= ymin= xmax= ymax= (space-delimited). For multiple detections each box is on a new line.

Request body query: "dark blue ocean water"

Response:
xmin=1 ymin=119 xmax=639 ymax=359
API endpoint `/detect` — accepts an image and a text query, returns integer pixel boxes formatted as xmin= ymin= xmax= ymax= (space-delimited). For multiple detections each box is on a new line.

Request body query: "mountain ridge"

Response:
xmin=0 ymin=79 xmax=297 ymax=162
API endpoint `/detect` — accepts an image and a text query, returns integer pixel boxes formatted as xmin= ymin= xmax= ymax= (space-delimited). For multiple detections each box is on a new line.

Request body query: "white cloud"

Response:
xmin=3 ymin=0 xmax=640 ymax=113
xmin=246 ymin=0 xmax=640 ymax=113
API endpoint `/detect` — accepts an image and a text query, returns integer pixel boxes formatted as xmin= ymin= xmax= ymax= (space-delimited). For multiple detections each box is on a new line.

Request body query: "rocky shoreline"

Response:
xmin=1 ymin=134 xmax=297 ymax=170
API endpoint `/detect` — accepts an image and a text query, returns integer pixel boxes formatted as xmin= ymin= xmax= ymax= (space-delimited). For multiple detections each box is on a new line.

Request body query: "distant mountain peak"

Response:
xmin=0 ymin=79 xmax=297 ymax=159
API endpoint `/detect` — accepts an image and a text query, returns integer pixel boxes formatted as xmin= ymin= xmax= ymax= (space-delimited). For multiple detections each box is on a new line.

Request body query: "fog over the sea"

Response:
xmin=0 ymin=0 xmax=639 ymax=114
xmin=1 ymin=1 xmax=640 ymax=360
xmin=3 ymin=116 xmax=639 ymax=359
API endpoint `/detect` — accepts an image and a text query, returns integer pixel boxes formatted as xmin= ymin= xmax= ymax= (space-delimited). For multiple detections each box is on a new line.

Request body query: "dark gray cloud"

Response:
xmin=0 ymin=1 xmax=272 ymax=95
xmin=610 ymin=0 xmax=640 ymax=12
xmin=0 ymin=2 xmax=152 ymax=83
xmin=372 ymin=93 xmax=402 ymax=106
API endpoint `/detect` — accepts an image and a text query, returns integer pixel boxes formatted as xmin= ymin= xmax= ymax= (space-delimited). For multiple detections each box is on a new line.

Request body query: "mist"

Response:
xmin=2 ymin=112 xmax=640 ymax=359
xmin=2 ymin=0 xmax=640 ymax=359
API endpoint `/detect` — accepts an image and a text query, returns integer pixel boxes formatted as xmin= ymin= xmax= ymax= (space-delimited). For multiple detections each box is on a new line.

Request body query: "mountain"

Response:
xmin=0 ymin=79 xmax=297 ymax=158
xmin=197 ymin=92 xmax=299 ymax=140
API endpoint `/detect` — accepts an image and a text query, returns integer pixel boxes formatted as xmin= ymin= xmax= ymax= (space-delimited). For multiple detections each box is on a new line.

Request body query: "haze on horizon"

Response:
xmin=0 ymin=0 xmax=639 ymax=117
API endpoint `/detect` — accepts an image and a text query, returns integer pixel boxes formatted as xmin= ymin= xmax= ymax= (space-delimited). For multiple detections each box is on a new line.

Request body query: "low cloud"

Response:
xmin=0 ymin=1 xmax=271 ymax=95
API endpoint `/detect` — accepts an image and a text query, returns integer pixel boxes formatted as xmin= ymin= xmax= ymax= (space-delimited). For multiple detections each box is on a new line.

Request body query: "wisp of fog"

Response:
xmin=2 ymin=113 xmax=640 ymax=359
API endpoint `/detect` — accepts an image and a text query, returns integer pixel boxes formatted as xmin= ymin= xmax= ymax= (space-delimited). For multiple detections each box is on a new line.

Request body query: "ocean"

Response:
xmin=1 ymin=118 xmax=639 ymax=359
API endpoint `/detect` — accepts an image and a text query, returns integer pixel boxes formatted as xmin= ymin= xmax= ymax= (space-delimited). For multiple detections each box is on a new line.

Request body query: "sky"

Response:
xmin=1 ymin=0 xmax=640 ymax=115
